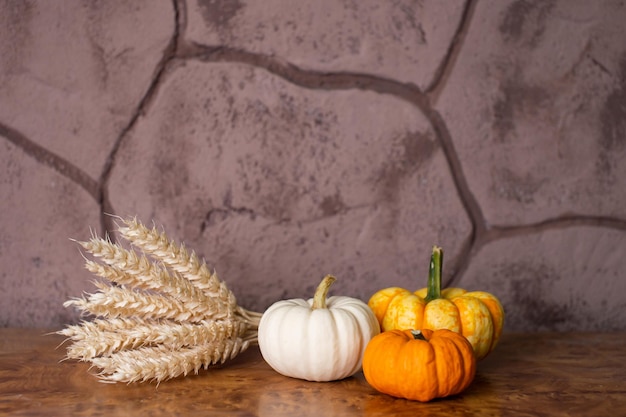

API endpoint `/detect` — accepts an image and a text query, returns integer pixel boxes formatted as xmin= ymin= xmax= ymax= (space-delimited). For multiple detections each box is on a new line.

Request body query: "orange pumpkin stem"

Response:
xmin=424 ymin=245 xmax=443 ymax=302
xmin=410 ymin=330 xmax=427 ymax=341
xmin=312 ymin=275 xmax=336 ymax=310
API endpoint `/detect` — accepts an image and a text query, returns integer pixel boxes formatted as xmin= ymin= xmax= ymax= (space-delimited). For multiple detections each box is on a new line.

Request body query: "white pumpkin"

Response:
xmin=258 ymin=275 xmax=380 ymax=382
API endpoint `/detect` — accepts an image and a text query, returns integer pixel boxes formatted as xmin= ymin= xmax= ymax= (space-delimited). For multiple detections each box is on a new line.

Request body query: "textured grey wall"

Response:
xmin=1 ymin=0 xmax=625 ymax=331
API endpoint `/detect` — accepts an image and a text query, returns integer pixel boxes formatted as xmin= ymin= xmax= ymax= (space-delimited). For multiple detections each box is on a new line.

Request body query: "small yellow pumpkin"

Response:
xmin=368 ymin=246 xmax=504 ymax=360
xmin=363 ymin=328 xmax=476 ymax=402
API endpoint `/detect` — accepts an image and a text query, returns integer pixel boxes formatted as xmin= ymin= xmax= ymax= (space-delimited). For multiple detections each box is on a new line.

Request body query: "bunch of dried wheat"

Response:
xmin=59 ymin=216 xmax=262 ymax=383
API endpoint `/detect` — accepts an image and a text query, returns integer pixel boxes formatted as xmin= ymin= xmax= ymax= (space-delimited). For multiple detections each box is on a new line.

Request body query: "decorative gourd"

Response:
xmin=363 ymin=328 xmax=476 ymax=402
xmin=368 ymin=246 xmax=504 ymax=360
xmin=258 ymin=275 xmax=380 ymax=382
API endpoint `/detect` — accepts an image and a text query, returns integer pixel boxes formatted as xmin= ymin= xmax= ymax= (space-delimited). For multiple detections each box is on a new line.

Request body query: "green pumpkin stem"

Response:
xmin=424 ymin=245 xmax=443 ymax=302
xmin=312 ymin=275 xmax=336 ymax=310
xmin=411 ymin=330 xmax=427 ymax=341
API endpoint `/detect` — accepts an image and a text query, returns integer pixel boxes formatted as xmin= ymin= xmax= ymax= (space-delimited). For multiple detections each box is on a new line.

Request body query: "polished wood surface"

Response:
xmin=1 ymin=329 xmax=625 ymax=416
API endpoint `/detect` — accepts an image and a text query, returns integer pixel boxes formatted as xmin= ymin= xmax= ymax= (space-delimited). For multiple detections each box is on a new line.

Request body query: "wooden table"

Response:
xmin=1 ymin=329 xmax=625 ymax=416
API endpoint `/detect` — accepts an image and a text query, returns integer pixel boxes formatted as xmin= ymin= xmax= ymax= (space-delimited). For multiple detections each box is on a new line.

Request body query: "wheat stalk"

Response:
xmin=91 ymin=338 xmax=250 ymax=383
xmin=116 ymin=217 xmax=262 ymax=324
xmin=60 ymin=317 xmax=250 ymax=360
xmin=84 ymin=261 xmax=233 ymax=320
xmin=59 ymin=216 xmax=263 ymax=383
xmin=64 ymin=281 xmax=207 ymax=322
xmin=80 ymin=238 xmax=213 ymax=309
xmin=117 ymin=217 xmax=228 ymax=295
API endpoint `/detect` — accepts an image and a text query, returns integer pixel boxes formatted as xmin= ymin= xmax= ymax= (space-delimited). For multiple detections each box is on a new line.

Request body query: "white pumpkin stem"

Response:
xmin=311 ymin=275 xmax=336 ymax=310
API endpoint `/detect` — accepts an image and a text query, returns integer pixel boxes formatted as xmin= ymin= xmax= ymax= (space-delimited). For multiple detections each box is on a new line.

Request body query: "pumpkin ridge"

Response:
xmin=307 ymin=308 xmax=336 ymax=380
xmin=326 ymin=307 xmax=344 ymax=378
xmin=289 ymin=305 xmax=313 ymax=378
xmin=464 ymin=291 xmax=504 ymax=352
xmin=338 ymin=303 xmax=377 ymax=374
xmin=452 ymin=330 xmax=476 ymax=391
xmin=432 ymin=332 xmax=463 ymax=396
xmin=368 ymin=287 xmax=409 ymax=325
xmin=414 ymin=333 xmax=439 ymax=402
xmin=396 ymin=333 xmax=418 ymax=399
xmin=430 ymin=334 xmax=447 ymax=397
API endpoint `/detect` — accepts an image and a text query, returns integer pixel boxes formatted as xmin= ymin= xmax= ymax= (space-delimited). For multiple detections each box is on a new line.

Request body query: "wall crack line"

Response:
xmin=488 ymin=215 xmax=626 ymax=240
xmin=98 ymin=0 xmax=182 ymax=237
xmin=0 ymin=121 xmax=99 ymax=201
xmin=425 ymin=0 xmax=477 ymax=102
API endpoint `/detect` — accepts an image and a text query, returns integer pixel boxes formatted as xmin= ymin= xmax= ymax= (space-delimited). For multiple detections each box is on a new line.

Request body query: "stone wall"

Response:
xmin=1 ymin=0 xmax=625 ymax=331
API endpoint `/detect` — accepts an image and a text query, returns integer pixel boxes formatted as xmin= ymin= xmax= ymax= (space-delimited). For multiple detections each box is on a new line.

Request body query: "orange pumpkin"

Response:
xmin=363 ymin=328 xmax=476 ymax=402
xmin=368 ymin=246 xmax=504 ymax=360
